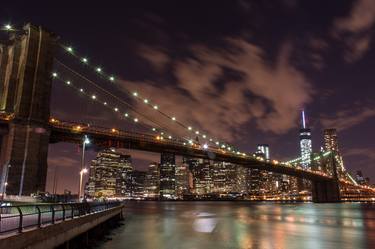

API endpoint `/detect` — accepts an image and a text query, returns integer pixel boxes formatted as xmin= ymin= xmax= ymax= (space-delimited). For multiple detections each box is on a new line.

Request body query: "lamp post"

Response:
xmin=1 ymin=164 xmax=11 ymax=203
xmin=78 ymin=135 xmax=90 ymax=201
xmin=78 ymin=168 xmax=88 ymax=201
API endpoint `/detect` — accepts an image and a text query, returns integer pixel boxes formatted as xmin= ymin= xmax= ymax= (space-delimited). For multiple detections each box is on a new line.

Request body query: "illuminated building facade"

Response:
xmin=175 ymin=160 xmax=190 ymax=199
xmin=323 ymin=128 xmax=345 ymax=176
xmin=145 ymin=162 xmax=160 ymax=199
xmin=190 ymin=159 xmax=213 ymax=195
xmin=299 ymin=111 xmax=312 ymax=169
xmin=130 ymin=170 xmax=146 ymax=199
xmin=159 ymin=152 xmax=176 ymax=199
xmin=87 ymin=148 xmax=133 ymax=198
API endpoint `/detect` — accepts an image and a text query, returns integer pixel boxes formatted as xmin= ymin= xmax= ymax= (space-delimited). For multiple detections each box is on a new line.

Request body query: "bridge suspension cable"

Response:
xmin=53 ymin=59 xmax=183 ymax=139
xmin=58 ymin=43 xmax=244 ymax=155
xmin=51 ymin=71 xmax=188 ymax=143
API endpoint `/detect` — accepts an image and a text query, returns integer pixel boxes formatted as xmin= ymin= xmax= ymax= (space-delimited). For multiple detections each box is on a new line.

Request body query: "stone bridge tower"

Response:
xmin=0 ymin=24 xmax=57 ymax=195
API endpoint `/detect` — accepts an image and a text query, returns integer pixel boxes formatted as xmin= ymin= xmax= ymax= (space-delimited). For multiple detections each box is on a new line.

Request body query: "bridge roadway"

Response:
xmin=48 ymin=119 xmax=332 ymax=182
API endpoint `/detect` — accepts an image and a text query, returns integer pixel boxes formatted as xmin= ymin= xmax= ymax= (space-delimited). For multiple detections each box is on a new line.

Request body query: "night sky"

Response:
xmin=1 ymin=0 xmax=374 ymax=193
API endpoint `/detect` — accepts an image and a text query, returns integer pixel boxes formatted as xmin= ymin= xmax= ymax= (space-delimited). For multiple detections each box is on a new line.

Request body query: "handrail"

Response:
xmin=0 ymin=201 xmax=122 ymax=234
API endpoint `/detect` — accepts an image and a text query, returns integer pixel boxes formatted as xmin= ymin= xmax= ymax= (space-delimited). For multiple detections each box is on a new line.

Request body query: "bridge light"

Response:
xmin=82 ymin=57 xmax=88 ymax=63
xmin=188 ymin=126 xmax=192 ymax=131
xmin=114 ymin=107 xmax=119 ymax=112
xmin=91 ymin=95 xmax=96 ymax=100
xmin=172 ymin=117 xmax=176 ymax=121
xmin=153 ymin=105 xmax=158 ymax=110
xmin=67 ymin=47 xmax=73 ymax=52
xmin=133 ymin=92 xmax=138 ymax=97
xmin=103 ymin=102 xmax=107 ymax=105
xmin=183 ymin=142 xmax=186 ymax=146
xmin=109 ymin=76 xmax=115 ymax=81
xmin=152 ymin=128 xmax=156 ymax=131
xmin=203 ymin=143 xmax=208 ymax=149
xmin=124 ymin=113 xmax=129 ymax=117
xmin=188 ymin=139 xmax=193 ymax=144
xmin=168 ymin=135 xmax=172 ymax=139
xmin=96 ymin=67 xmax=102 ymax=72
xmin=209 ymin=138 xmax=213 ymax=142
xmin=202 ymin=134 xmax=206 ymax=138
xmin=52 ymin=72 xmax=58 ymax=77
xmin=215 ymin=141 xmax=219 ymax=145
xmin=4 ymin=24 xmax=12 ymax=30
xmin=144 ymin=99 xmax=148 ymax=103
xmin=134 ymin=118 xmax=138 ymax=122
xmin=80 ymin=88 xmax=84 ymax=92
xmin=66 ymin=80 xmax=71 ymax=85
xmin=195 ymin=131 xmax=199 ymax=135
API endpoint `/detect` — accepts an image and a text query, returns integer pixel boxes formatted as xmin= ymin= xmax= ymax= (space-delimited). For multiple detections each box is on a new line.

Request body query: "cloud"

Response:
xmin=344 ymin=147 xmax=375 ymax=161
xmin=333 ymin=0 xmax=375 ymax=62
xmin=320 ymin=106 xmax=375 ymax=131
xmin=138 ymin=45 xmax=170 ymax=72
xmin=119 ymin=38 xmax=313 ymax=142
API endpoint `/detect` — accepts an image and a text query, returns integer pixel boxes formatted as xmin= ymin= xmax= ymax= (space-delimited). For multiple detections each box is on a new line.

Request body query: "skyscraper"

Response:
xmin=257 ymin=144 xmax=270 ymax=161
xmin=190 ymin=159 xmax=213 ymax=196
xmin=175 ymin=160 xmax=190 ymax=199
xmin=299 ymin=110 xmax=312 ymax=169
xmin=144 ymin=162 xmax=160 ymax=199
xmin=323 ymin=128 xmax=345 ymax=176
xmin=324 ymin=129 xmax=339 ymax=153
xmin=87 ymin=148 xmax=133 ymax=198
xmin=159 ymin=152 xmax=176 ymax=199
xmin=129 ymin=170 xmax=146 ymax=199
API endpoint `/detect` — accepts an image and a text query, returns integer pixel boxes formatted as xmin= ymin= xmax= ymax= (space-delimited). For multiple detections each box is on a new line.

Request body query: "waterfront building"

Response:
xmin=87 ymin=148 xmax=133 ymax=198
xmin=144 ymin=162 xmax=160 ymax=199
xmin=159 ymin=152 xmax=176 ymax=199
xmin=175 ymin=160 xmax=190 ymax=199
xmin=130 ymin=170 xmax=146 ymax=199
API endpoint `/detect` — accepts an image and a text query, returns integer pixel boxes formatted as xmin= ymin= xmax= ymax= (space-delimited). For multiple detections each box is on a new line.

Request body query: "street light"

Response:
xmin=78 ymin=135 xmax=90 ymax=201
xmin=78 ymin=168 xmax=88 ymax=201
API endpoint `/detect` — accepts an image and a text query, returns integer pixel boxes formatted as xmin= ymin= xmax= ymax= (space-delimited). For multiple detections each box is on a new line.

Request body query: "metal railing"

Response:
xmin=0 ymin=201 xmax=122 ymax=234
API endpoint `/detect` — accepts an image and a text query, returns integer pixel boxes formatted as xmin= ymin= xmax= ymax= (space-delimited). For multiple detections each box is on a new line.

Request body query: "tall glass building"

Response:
xmin=299 ymin=111 xmax=312 ymax=169
xmin=87 ymin=148 xmax=133 ymax=198
xmin=159 ymin=152 xmax=176 ymax=199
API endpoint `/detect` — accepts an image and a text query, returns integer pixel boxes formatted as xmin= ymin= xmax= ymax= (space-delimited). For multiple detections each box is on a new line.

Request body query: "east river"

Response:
xmin=96 ymin=201 xmax=375 ymax=249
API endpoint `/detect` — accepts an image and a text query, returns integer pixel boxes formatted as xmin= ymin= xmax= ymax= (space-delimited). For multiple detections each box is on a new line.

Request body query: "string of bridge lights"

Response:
xmin=59 ymin=43 xmax=245 ymax=155
xmin=51 ymin=71 xmax=184 ymax=142
xmin=54 ymin=58 xmax=183 ymax=141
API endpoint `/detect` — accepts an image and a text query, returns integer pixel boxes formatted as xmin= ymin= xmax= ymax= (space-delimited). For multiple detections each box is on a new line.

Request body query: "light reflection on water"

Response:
xmin=96 ymin=202 xmax=375 ymax=249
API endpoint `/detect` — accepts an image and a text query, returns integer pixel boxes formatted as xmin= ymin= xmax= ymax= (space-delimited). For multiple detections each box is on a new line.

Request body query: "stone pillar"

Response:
xmin=311 ymin=179 xmax=340 ymax=203
xmin=0 ymin=24 xmax=57 ymax=195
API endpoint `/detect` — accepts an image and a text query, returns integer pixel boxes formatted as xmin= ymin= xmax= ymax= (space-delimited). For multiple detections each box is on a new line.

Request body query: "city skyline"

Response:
xmin=0 ymin=1 xmax=374 ymax=194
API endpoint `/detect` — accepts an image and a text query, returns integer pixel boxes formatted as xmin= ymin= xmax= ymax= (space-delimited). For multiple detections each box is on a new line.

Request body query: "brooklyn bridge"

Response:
xmin=0 ymin=23 xmax=374 ymax=203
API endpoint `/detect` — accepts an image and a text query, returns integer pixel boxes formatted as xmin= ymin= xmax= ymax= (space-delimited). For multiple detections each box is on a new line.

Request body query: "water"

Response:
xmin=96 ymin=201 xmax=375 ymax=249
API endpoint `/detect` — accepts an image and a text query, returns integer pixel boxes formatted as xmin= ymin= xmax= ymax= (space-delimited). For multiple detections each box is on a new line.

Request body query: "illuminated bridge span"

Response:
xmin=0 ymin=23 xmax=374 ymax=203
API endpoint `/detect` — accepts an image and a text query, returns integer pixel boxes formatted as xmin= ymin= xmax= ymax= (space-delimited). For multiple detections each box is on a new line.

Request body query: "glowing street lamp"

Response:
xmin=78 ymin=135 xmax=90 ymax=201
xmin=78 ymin=168 xmax=88 ymax=201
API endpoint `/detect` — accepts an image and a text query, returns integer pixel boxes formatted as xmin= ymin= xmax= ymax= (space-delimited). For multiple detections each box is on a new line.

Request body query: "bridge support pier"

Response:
xmin=311 ymin=180 xmax=340 ymax=203
xmin=0 ymin=24 xmax=57 ymax=195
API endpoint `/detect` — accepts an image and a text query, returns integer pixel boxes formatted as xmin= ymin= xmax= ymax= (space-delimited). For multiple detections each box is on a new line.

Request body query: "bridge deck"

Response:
xmin=49 ymin=119 xmax=332 ymax=182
